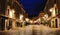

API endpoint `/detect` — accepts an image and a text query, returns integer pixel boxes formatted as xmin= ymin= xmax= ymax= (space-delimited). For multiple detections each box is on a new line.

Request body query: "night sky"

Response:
xmin=18 ymin=0 xmax=47 ymax=18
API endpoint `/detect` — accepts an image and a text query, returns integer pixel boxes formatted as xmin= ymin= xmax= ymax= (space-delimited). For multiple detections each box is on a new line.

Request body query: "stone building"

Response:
xmin=43 ymin=0 xmax=60 ymax=28
xmin=0 ymin=0 xmax=27 ymax=30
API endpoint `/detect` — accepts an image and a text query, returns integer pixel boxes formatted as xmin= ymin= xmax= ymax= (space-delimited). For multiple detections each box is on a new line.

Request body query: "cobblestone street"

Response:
xmin=0 ymin=25 xmax=60 ymax=35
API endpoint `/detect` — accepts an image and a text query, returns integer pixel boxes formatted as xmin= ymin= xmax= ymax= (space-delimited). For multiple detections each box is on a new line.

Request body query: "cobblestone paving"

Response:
xmin=0 ymin=25 xmax=60 ymax=35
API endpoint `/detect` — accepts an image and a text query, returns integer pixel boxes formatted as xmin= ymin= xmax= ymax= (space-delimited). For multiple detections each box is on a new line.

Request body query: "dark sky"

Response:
xmin=18 ymin=0 xmax=47 ymax=18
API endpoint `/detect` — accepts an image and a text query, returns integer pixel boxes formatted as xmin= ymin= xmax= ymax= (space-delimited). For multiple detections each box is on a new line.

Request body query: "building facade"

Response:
xmin=0 ymin=0 xmax=27 ymax=30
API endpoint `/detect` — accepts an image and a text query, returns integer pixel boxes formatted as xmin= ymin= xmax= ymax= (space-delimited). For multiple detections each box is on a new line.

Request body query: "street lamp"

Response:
xmin=49 ymin=8 xmax=53 ymax=12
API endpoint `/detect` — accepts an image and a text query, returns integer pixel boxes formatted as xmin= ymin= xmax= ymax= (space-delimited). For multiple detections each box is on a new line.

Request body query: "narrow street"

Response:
xmin=0 ymin=0 xmax=60 ymax=35
xmin=0 ymin=25 xmax=60 ymax=35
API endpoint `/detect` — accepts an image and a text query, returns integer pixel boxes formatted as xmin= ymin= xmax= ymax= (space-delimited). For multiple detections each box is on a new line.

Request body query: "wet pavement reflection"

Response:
xmin=0 ymin=25 xmax=60 ymax=35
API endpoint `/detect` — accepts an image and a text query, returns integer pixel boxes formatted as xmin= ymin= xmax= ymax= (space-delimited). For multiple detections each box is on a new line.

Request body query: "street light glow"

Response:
xmin=12 ymin=9 xmax=15 ymax=13
xmin=49 ymin=4 xmax=56 ymax=17
xmin=25 ymin=18 xmax=29 ymax=22
xmin=9 ymin=9 xmax=15 ymax=18
xmin=30 ymin=20 xmax=33 ymax=23
xmin=19 ymin=15 xmax=24 ymax=20
xmin=52 ymin=8 xmax=55 ymax=17
xmin=9 ymin=10 xmax=13 ymax=18
xmin=44 ymin=14 xmax=48 ymax=19
xmin=49 ymin=8 xmax=53 ymax=12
